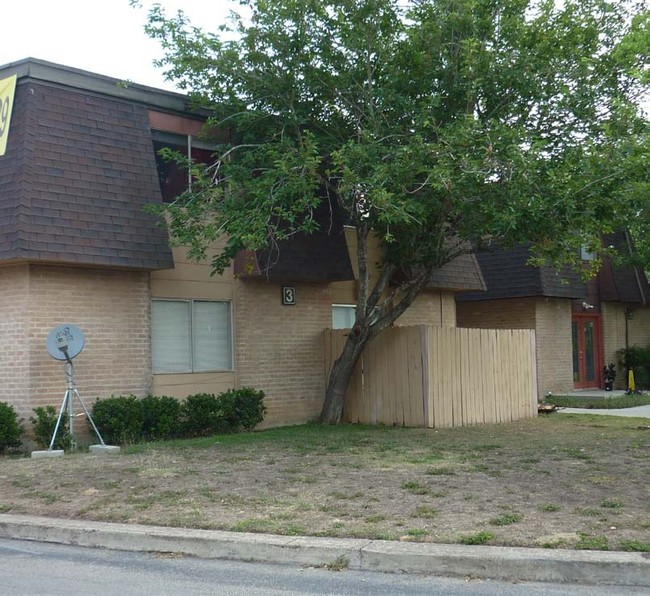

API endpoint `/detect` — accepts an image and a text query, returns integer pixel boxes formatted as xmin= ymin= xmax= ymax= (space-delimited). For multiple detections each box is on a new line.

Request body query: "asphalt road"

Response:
xmin=0 ymin=538 xmax=647 ymax=596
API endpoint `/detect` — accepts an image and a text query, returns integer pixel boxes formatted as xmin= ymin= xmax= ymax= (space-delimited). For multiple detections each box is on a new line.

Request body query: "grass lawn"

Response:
xmin=1 ymin=415 xmax=649 ymax=551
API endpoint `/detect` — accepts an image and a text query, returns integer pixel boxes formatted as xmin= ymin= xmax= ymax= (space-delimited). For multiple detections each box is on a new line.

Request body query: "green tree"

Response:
xmin=140 ymin=0 xmax=649 ymax=423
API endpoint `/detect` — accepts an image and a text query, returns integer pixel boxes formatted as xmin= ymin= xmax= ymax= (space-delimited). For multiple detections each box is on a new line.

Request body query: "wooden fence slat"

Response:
xmin=518 ymin=331 xmax=529 ymax=419
xmin=460 ymin=328 xmax=470 ymax=425
xmin=431 ymin=327 xmax=441 ymax=427
xmin=472 ymin=328 xmax=483 ymax=424
xmin=481 ymin=329 xmax=495 ymax=424
xmin=420 ymin=325 xmax=435 ymax=428
xmin=411 ymin=326 xmax=426 ymax=426
xmin=529 ymin=331 xmax=538 ymax=416
xmin=490 ymin=329 xmax=502 ymax=424
xmin=380 ymin=328 xmax=392 ymax=425
xmin=478 ymin=330 xmax=488 ymax=424
xmin=394 ymin=328 xmax=402 ymax=424
xmin=366 ymin=336 xmax=378 ymax=425
xmin=436 ymin=327 xmax=448 ymax=427
xmin=385 ymin=328 xmax=398 ymax=425
xmin=508 ymin=330 xmax=518 ymax=422
xmin=461 ymin=327 xmax=472 ymax=426
xmin=401 ymin=327 xmax=413 ymax=426
xmin=514 ymin=331 xmax=524 ymax=419
xmin=434 ymin=328 xmax=447 ymax=427
xmin=450 ymin=327 xmax=462 ymax=427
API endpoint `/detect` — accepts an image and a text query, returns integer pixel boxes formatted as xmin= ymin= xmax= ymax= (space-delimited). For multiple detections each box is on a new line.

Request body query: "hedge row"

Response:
xmin=89 ymin=388 xmax=266 ymax=445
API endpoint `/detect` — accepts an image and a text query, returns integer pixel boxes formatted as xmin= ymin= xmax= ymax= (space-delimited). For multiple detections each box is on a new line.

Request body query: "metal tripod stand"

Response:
xmin=49 ymin=361 xmax=105 ymax=450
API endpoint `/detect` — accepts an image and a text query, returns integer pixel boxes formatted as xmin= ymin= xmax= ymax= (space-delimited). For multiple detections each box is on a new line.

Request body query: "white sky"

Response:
xmin=1 ymin=0 xmax=238 ymax=92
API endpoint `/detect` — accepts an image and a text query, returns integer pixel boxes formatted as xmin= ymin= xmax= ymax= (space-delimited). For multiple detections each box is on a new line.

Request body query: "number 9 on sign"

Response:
xmin=0 ymin=74 xmax=17 ymax=156
xmin=282 ymin=286 xmax=296 ymax=305
xmin=0 ymin=97 xmax=9 ymax=137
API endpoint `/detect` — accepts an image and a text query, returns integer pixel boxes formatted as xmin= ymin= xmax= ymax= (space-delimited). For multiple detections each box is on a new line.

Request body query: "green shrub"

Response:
xmin=230 ymin=387 xmax=266 ymax=431
xmin=91 ymin=395 xmax=143 ymax=445
xmin=181 ymin=388 xmax=265 ymax=437
xmin=181 ymin=393 xmax=230 ymax=437
xmin=30 ymin=405 xmax=69 ymax=450
xmin=0 ymin=401 xmax=24 ymax=453
xmin=85 ymin=389 xmax=265 ymax=444
xmin=617 ymin=346 xmax=650 ymax=389
xmin=141 ymin=395 xmax=181 ymax=441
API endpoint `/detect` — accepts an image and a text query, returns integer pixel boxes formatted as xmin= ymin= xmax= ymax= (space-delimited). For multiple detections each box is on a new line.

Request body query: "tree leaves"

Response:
xmin=140 ymin=0 xmax=649 ymax=421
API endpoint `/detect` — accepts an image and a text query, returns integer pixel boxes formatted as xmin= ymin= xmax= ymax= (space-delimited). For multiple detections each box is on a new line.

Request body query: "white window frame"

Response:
xmin=151 ymin=298 xmax=233 ymax=374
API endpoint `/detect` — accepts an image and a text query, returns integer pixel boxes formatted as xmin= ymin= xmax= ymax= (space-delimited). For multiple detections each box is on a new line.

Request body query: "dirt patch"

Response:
xmin=1 ymin=415 xmax=649 ymax=550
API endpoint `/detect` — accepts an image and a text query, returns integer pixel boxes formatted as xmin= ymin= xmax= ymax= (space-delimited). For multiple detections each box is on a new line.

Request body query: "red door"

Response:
xmin=572 ymin=315 xmax=602 ymax=389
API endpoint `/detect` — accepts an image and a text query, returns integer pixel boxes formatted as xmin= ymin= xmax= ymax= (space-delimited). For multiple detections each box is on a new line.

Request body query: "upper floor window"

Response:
xmin=152 ymin=132 xmax=216 ymax=203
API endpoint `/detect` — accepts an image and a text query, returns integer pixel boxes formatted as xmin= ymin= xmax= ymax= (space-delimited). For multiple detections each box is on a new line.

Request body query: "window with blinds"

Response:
xmin=151 ymin=299 xmax=232 ymax=373
xmin=332 ymin=304 xmax=356 ymax=329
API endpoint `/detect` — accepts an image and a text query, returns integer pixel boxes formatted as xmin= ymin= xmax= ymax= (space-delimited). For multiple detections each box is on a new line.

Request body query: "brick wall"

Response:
xmin=626 ymin=305 xmax=650 ymax=349
xmin=602 ymin=302 xmax=650 ymax=389
xmin=456 ymin=298 xmax=537 ymax=330
xmin=234 ymin=279 xmax=331 ymax=426
xmin=396 ymin=291 xmax=456 ymax=327
xmin=534 ymin=298 xmax=573 ymax=397
xmin=0 ymin=264 xmax=152 ymax=440
xmin=0 ymin=266 xmax=30 ymax=425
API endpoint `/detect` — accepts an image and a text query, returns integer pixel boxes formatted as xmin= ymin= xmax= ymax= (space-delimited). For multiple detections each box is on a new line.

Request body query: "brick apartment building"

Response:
xmin=456 ymin=241 xmax=650 ymax=397
xmin=0 ymin=58 xmax=485 ymax=435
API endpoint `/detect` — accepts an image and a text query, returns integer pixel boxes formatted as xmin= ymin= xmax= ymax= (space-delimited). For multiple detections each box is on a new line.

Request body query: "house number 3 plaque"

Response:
xmin=282 ymin=286 xmax=296 ymax=305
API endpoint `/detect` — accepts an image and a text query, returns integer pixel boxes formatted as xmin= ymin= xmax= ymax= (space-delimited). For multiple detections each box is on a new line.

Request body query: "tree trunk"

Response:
xmin=319 ymin=329 xmax=368 ymax=424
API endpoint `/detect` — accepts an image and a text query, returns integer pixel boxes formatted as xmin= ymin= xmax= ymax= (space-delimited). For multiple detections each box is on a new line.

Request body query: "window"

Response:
xmin=332 ymin=304 xmax=356 ymax=329
xmin=580 ymin=245 xmax=597 ymax=261
xmin=152 ymin=133 xmax=216 ymax=203
xmin=152 ymin=300 xmax=232 ymax=373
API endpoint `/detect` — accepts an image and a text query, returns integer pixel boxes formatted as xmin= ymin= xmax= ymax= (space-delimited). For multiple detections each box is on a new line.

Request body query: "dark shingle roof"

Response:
xmin=234 ymin=199 xmax=355 ymax=282
xmin=0 ymin=61 xmax=173 ymax=269
xmin=428 ymin=253 xmax=486 ymax=292
xmin=233 ymin=214 xmax=486 ymax=289
xmin=456 ymin=245 xmax=586 ymax=302
xmin=599 ymin=232 xmax=650 ymax=304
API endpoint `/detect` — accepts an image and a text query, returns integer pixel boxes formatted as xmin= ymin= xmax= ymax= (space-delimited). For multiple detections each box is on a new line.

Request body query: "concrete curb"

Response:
xmin=1 ymin=514 xmax=648 ymax=587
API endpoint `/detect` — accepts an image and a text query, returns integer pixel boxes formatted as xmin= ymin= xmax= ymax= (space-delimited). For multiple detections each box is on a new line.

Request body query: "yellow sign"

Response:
xmin=0 ymin=74 xmax=17 ymax=156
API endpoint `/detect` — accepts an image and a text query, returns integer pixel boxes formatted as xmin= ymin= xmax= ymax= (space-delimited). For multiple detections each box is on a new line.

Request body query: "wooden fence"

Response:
xmin=324 ymin=326 xmax=537 ymax=428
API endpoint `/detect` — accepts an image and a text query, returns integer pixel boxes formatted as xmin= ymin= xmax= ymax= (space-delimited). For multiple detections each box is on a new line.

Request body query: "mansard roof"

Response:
xmin=456 ymin=245 xmax=586 ymax=302
xmin=0 ymin=58 xmax=185 ymax=269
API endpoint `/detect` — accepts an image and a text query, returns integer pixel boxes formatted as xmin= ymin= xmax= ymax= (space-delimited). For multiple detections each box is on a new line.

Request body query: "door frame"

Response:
xmin=572 ymin=313 xmax=603 ymax=389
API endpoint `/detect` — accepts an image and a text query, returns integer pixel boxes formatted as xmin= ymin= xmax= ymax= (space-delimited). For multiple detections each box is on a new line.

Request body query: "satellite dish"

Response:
xmin=46 ymin=324 xmax=85 ymax=361
xmin=37 ymin=323 xmax=109 ymax=454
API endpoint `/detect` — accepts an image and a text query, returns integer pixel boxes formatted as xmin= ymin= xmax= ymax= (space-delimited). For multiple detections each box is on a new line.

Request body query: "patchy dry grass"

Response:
xmin=0 ymin=414 xmax=649 ymax=550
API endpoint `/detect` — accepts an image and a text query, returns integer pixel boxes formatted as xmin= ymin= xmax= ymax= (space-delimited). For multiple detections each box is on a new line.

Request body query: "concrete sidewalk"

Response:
xmin=0 ymin=514 xmax=648 ymax=587
xmin=557 ymin=404 xmax=650 ymax=418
